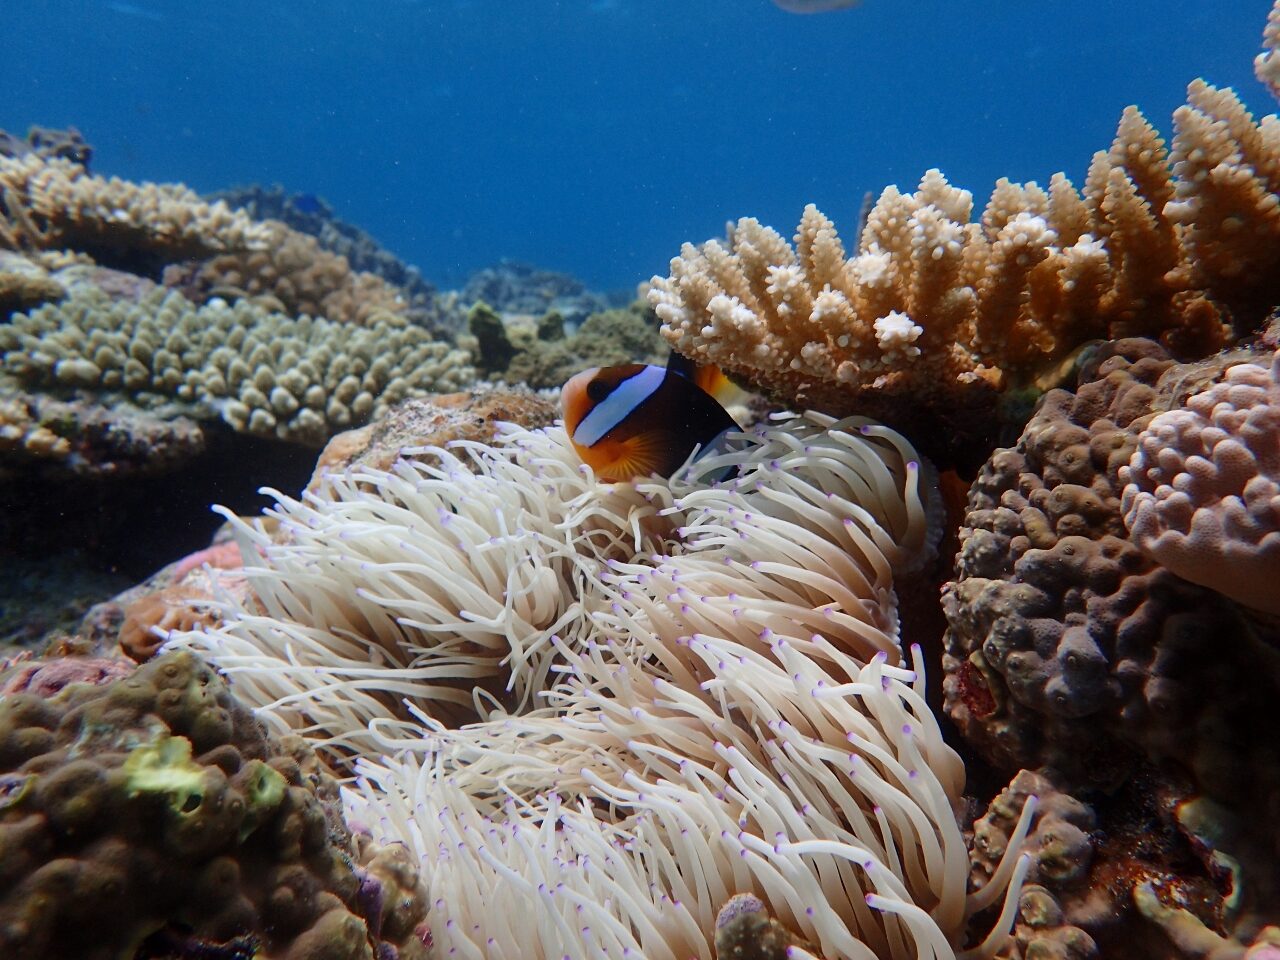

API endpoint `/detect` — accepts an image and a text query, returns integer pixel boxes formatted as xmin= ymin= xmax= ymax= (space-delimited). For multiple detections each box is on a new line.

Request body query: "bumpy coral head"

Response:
xmin=1119 ymin=348 xmax=1280 ymax=615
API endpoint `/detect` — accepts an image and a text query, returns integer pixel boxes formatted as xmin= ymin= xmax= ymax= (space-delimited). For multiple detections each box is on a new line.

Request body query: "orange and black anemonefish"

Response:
xmin=561 ymin=353 xmax=741 ymax=483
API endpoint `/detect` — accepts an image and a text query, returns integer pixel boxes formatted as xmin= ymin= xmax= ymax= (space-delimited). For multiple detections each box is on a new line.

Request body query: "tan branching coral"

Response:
xmin=1258 ymin=0 xmax=1280 ymax=99
xmin=650 ymin=9 xmax=1280 ymax=449
xmin=167 ymin=220 xmax=413 ymax=325
xmin=0 ymin=154 xmax=270 ymax=262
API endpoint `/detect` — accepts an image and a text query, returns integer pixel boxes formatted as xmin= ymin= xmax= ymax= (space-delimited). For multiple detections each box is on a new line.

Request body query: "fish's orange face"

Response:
xmin=561 ymin=360 xmax=739 ymax=483
xmin=560 ymin=366 xmax=601 ymax=438
xmin=561 ymin=365 xmax=647 ymax=436
xmin=561 ymin=364 xmax=660 ymax=481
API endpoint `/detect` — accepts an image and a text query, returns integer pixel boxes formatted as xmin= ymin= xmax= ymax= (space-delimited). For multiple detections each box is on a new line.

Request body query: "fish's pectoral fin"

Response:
xmin=605 ymin=430 xmax=686 ymax=481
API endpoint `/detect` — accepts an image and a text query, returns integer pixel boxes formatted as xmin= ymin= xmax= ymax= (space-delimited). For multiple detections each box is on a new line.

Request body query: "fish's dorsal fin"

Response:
xmin=665 ymin=349 xmax=699 ymax=382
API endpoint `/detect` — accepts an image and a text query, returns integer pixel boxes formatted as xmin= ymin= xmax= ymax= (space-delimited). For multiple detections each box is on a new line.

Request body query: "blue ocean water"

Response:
xmin=2 ymin=0 xmax=1271 ymax=291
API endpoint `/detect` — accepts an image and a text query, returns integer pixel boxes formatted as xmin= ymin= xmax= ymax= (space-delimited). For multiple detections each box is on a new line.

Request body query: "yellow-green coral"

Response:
xmin=0 ymin=288 xmax=475 ymax=444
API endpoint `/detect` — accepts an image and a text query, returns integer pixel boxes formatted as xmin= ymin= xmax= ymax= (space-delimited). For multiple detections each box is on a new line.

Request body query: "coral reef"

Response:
xmin=210 ymin=183 xmax=463 ymax=335
xmin=0 ymin=552 xmax=133 ymax=653
xmin=0 ymin=155 xmax=270 ymax=271
xmin=0 ymin=655 xmax=133 ymax=697
xmin=713 ymin=893 xmax=818 ymax=960
xmin=0 ymin=287 xmax=472 ymax=445
xmin=461 ymin=258 xmax=622 ymax=328
xmin=463 ymin=300 xmax=519 ymax=377
xmin=0 ymin=388 xmax=205 ymax=479
xmin=1119 ymin=349 xmax=1280 ymax=616
xmin=464 ymin=299 xmax=665 ymax=388
xmin=307 ymin=385 xmax=559 ymax=491
xmin=0 ymin=251 xmax=65 ymax=318
xmin=119 ymin=586 xmax=219 ymax=663
xmin=1260 ymin=0 xmax=1280 ymax=99
xmin=648 ymin=38 xmax=1280 ymax=460
xmin=505 ymin=301 xmax=666 ymax=388
xmin=0 ymin=126 xmax=92 ymax=168
xmin=164 ymin=220 xmax=417 ymax=326
xmin=942 ymin=342 xmax=1280 ymax=784
xmin=0 ymin=651 xmax=429 ymax=960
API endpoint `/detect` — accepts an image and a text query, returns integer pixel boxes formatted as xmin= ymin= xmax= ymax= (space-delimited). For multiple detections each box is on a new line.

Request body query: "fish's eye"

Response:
xmin=586 ymin=378 xmax=611 ymax=403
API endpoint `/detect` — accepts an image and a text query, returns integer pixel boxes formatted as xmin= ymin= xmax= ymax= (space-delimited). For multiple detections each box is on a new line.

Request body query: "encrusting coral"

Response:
xmin=0 ymin=287 xmax=473 ymax=444
xmin=648 ymin=5 xmax=1280 ymax=457
xmin=169 ymin=413 xmax=1038 ymax=960
xmin=0 ymin=387 xmax=205 ymax=479
xmin=0 ymin=154 xmax=270 ymax=268
xmin=1119 ymin=348 xmax=1280 ymax=616
xmin=0 ymin=650 xmax=430 ymax=960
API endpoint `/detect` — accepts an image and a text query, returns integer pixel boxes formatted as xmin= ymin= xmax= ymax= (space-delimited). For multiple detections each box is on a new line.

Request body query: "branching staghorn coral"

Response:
xmin=0 ymin=154 xmax=270 ymax=264
xmin=170 ymin=415 xmax=1033 ymax=960
xmin=649 ymin=4 xmax=1280 ymax=451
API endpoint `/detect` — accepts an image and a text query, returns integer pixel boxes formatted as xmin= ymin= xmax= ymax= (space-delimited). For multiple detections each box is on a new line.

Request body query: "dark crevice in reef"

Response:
xmin=0 ymin=423 xmax=316 ymax=582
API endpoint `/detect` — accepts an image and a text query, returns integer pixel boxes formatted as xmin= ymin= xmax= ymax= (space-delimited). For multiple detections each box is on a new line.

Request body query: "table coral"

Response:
xmin=0 ymin=287 xmax=473 ymax=445
xmin=1120 ymin=349 xmax=1280 ymax=616
xmin=0 ymin=154 xmax=270 ymax=270
xmin=648 ymin=4 xmax=1280 ymax=457
xmin=0 ymin=651 xmax=429 ymax=960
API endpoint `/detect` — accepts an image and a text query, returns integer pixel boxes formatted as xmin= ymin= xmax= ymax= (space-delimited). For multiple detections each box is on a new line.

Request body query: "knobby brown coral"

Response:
xmin=649 ymin=4 xmax=1280 ymax=455
xmin=1119 ymin=349 xmax=1280 ymax=616
xmin=0 ymin=651 xmax=430 ymax=960
xmin=165 ymin=219 xmax=414 ymax=326
xmin=941 ymin=341 xmax=1280 ymax=951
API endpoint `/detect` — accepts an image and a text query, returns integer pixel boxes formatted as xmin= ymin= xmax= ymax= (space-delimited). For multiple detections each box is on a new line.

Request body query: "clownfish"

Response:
xmin=561 ymin=353 xmax=741 ymax=482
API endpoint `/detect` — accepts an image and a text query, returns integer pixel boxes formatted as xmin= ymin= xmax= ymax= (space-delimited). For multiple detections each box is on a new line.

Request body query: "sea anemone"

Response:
xmin=171 ymin=413 xmax=1030 ymax=960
